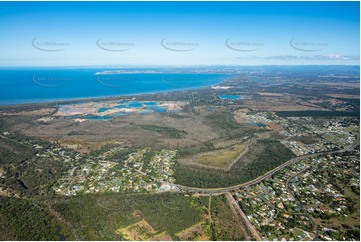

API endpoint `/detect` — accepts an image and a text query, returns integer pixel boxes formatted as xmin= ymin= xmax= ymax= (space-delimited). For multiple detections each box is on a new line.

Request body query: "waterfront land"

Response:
xmin=0 ymin=66 xmax=359 ymax=240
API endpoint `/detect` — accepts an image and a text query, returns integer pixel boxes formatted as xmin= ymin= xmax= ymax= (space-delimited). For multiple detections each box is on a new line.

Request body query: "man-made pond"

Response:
xmin=218 ymin=95 xmax=241 ymax=100
xmin=62 ymin=99 xmax=184 ymax=121
xmin=143 ymin=101 xmax=158 ymax=105
xmin=98 ymin=107 xmax=111 ymax=112
xmin=127 ymin=101 xmax=143 ymax=108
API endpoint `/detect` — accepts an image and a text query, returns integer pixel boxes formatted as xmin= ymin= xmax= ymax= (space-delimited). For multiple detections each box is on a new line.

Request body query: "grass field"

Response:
xmin=192 ymin=144 xmax=246 ymax=168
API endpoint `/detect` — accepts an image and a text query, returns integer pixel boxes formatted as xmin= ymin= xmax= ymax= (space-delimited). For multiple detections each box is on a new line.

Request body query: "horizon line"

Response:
xmin=0 ymin=64 xmax=360 ymax=68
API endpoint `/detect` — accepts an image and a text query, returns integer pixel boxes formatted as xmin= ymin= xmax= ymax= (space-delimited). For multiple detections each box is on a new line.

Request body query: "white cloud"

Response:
xmin=236 ymin=54 xmax=359 ymax=61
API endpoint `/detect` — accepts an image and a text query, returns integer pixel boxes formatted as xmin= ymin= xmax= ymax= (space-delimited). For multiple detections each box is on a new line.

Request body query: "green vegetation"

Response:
xmin=0 ymin=196 xmax=71 ymax=240
xmin=0 ymin=118 xmax=5 ymax=131
xmin=168 ymin=112 xmax=189 ymax=119
xmin=90 ymin=144 xmax=135 ymax=158
xmin=205 ymin=112 xmax=241 ymax=132
xmin=0 ymin=133 xmax=73 ymax=197
xmin=204 ymin=112 xmax=257 ymax=141
xmin=177 ymin=140 xmax=215 ymax=158
xmin=291 ymin=136 xmax=318 ymax=144
xmin=139 ymin=150 xmax=154 ymax=172
xmin=51 ymin=192 xmax=207 ymax=240
xmin=139 ymin=124 xmax=187 ymax=138
xmin=0 ymin=133 xmax=37 ymax=166
xmin=174 ymin=140 xmax=295 ymax=188
xmin=337 ymin=98 xmax=360 ymax=110
xmin=211 ymin=195 xmax=246 ymax=240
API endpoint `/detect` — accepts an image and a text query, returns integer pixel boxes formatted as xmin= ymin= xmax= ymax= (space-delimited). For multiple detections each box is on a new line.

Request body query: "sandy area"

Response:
xmin=55 ymin=100 xmax=188 ymax=117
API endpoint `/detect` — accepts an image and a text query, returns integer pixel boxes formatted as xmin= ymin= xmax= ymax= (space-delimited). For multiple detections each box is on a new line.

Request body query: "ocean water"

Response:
xmin=0 ymin=68 xmax=228 ymax=105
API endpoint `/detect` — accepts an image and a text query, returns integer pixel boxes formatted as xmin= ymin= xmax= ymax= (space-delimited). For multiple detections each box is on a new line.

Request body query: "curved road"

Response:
xmin=172 ymin=136 xmax=359 ymax=194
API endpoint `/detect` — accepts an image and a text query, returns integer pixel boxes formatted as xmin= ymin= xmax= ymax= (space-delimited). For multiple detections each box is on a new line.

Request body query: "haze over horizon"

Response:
xmin=0 ymin=1 xmax=359 ymax=66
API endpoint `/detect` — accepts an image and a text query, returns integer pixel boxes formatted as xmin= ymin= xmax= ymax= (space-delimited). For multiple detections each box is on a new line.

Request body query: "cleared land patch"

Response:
xmin=175 ymin=223 xmax=209 ymax=241
xmin=115 ymin=219 xmax=172 ymax=241
xmin=192 ymin=144 xmax=246 ymax=169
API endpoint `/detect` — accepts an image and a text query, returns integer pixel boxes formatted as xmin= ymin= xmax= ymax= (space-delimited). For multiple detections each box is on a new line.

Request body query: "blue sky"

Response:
xmin=0 ymin=1 xmax=359 ymax=66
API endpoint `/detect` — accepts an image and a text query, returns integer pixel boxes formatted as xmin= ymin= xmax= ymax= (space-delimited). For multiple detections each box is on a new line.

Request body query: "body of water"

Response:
xmin=98 ymin=107 xmax=111 ymax=112
xmin=96 ymin=100 xmax=169 ymax=116
xmin=0 ymin=68 xmax=228 ymax=105
xmin=219 ymin=95 xmax=241 ymax=100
